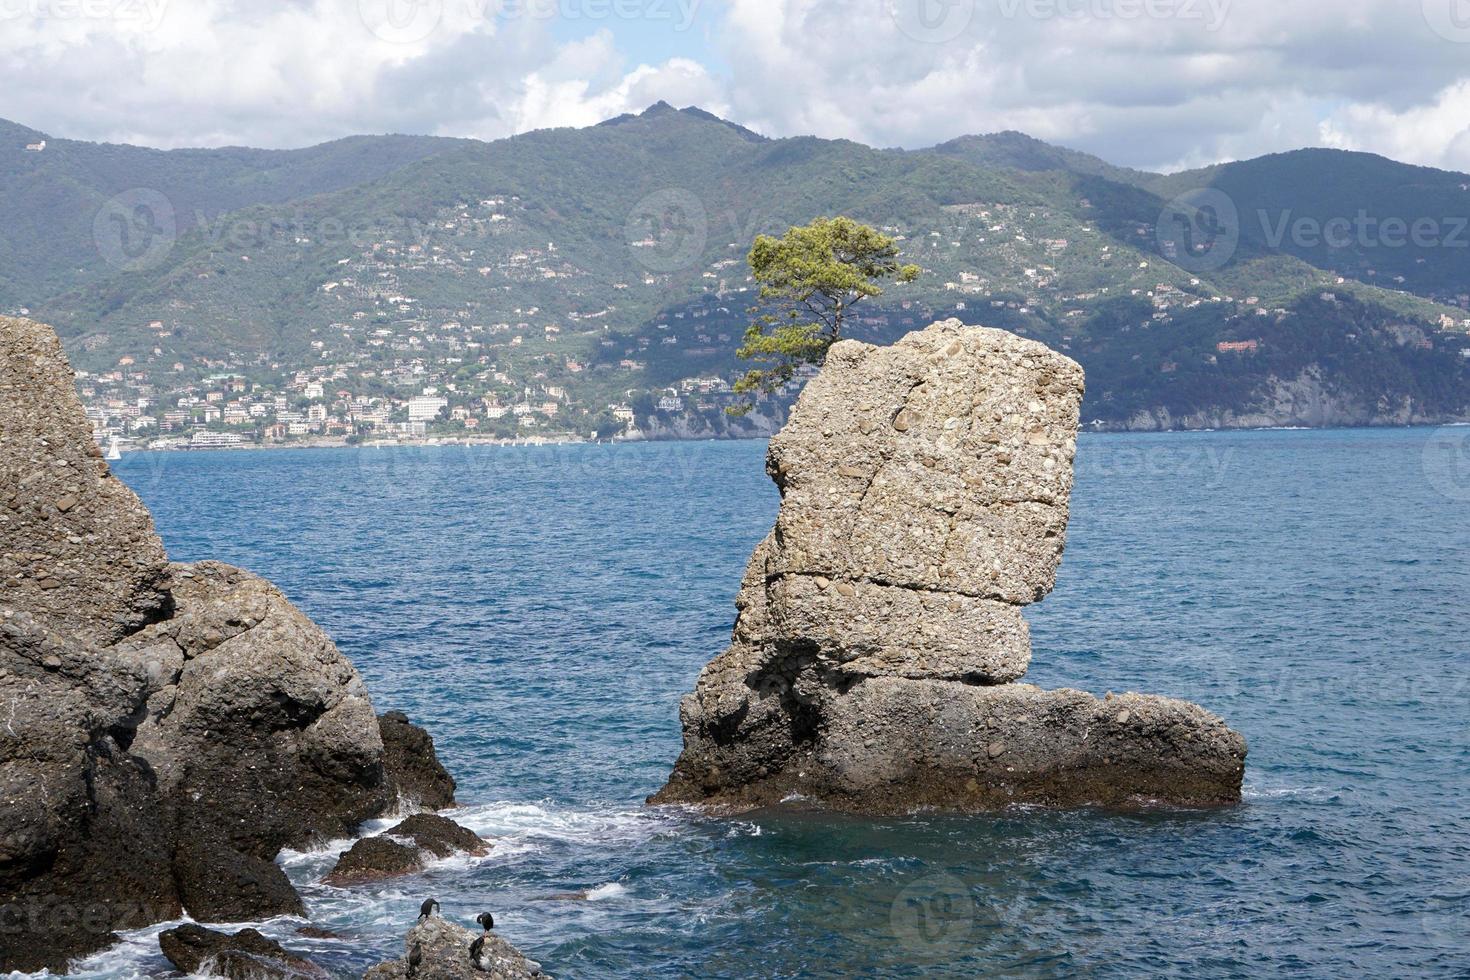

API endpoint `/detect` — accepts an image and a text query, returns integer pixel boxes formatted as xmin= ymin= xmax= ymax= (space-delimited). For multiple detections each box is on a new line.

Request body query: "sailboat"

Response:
xmin=104 ymin=436 xmax=123 ymax=461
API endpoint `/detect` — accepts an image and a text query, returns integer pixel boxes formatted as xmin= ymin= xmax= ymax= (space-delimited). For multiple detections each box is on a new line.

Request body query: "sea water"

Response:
xmin=50 ymin=428 xmax=1470 ymax=977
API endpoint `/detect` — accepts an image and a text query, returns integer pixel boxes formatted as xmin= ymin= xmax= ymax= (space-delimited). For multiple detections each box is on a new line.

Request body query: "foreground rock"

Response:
xmin=158 ymin=924 xmax=325 ymax=980
xmin=364 ymin=914 xmax=545 ymax=979
xmin=326 ymin=814 xmax=489 ymax=884
xmin=652 ymin=320 xmax=1246 ymax=813
xmin=0 ymin=317 xmax=455 ymax=973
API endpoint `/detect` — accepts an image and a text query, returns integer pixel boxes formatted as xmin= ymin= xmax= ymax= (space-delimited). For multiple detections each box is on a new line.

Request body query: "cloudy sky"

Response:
xmin=2 ymin=0 xmax=1468 ymax=173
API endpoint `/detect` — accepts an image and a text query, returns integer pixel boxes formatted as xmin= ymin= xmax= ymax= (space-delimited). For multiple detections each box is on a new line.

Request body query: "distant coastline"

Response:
xmin=102 ymin=417 xmax=1470 ymax=457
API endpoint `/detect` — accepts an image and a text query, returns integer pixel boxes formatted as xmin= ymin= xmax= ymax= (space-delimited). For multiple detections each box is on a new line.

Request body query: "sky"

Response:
xmin=2 ymin=0 xmax=1469 ymax=173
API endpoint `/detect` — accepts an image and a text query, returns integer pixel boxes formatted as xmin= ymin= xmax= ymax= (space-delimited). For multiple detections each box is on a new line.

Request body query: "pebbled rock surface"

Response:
xmin=0 ymin=316 xmax=172 ymax=646
xmin=122 ymin=560 xmax=390 ymax=858
xmin=325 ymin=814 xmax=488 ymax=884
xmin=363 ymin=914 xmax=546 ymax=979
xmin=0 ymin=318 xmax=453 ymax=973
xmin=158 ymin=924 xmax=326 ymax=980
xmin=652 ymin=320 xmax=1246 ymax=813
xmin=380 ymin=710 xmax=458 ymax=811
xmin=173 ymin=832 xmax=307 ymax=923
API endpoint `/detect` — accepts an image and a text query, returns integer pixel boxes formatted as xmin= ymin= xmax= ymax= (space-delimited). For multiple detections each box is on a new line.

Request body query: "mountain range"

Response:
xmin=3 ymin=103 xmax=1469 ymax=433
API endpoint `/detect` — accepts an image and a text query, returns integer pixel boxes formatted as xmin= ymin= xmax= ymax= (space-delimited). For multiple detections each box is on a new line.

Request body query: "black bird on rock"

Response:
xmin=469 ymin=913 xmax=495 ymax=972
xmin=419 ymin=898 xmax=439 ymax=920
xmin=407 ymin=941 xmax=424 ymax=978
xmin=469 ymin=934 xmax=487 ymax=971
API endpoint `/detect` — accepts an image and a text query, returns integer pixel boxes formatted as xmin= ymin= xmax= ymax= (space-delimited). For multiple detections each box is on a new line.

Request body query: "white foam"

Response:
xmin=583 ymin=882 xmax=628 ymax=902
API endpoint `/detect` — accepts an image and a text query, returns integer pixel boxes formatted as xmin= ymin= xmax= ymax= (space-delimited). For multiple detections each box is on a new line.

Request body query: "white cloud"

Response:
xmin=0 ymin=0 xmax=1466 ymax=174
xmin=1320 ymin=80 xmax=1470 ymax=173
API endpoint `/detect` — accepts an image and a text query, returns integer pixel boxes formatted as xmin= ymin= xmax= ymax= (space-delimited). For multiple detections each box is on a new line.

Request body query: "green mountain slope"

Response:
xmin=1146 ymin=149 xmax=1470 ymax=304
xmin=5 ymin=105 xmax=1470 ymax=433
xmin=0 ymin=117 xmax=466 ymax=305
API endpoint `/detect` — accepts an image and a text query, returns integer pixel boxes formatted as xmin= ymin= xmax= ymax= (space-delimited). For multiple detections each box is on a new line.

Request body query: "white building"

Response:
xmin=407 ymin=395 xmax=448 ymax=422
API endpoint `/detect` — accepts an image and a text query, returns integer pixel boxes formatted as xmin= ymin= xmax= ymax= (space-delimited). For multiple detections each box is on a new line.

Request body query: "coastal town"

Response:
xmin=24 ymin=189 xmax=1469 ymax=453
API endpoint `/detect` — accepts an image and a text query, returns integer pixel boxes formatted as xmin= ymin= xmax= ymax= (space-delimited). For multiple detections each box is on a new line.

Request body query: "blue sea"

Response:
xmin=63 ymin=429 xmax=1470 ymax=977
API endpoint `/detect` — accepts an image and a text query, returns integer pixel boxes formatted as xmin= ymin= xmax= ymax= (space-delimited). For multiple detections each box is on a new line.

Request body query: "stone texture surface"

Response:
xmin=652 ymin=320 xmax=1246 ymax=813
xmin=123 ymin=561 xmax=391 ymax=857
xmin=363 ymin=914 xmax=546 ymax=979
xmin=0 ymin=317 xmax=455 ymax=973
xmin=380 ymin=710 xmax=458 ymax=811
xmin=173 ymin=832 xmax=307 ymax=923
xmin=158 ymin=924 xmax=326 ymax=980
xmin=0 ymin=316 xmax=171 ymax=646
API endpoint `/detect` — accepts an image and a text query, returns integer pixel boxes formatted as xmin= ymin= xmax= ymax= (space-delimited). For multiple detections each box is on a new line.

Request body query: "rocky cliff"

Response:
xmin=0 ymin=317 xmax=453 ymax=973
xmin=651 ymin=320 xmax=1246 ymax=813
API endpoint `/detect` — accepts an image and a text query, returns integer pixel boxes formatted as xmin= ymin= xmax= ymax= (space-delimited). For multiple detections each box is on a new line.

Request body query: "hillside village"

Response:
xmin=8 ymin=113 xmax=1470 ymax=448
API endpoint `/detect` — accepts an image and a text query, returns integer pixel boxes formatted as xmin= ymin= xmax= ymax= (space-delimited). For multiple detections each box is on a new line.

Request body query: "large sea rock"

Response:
xmin=0 ymin=317 xmax=454 ymax=973
xmin=651 ymin=320 xmax=1246 ymax=812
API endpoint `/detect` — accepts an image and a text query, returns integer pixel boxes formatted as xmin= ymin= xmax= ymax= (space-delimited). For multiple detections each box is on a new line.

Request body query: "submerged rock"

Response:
xmin=325 ymin=814 xmax=488 ymax=884
xmin=651 ymin=320 xmax=1246 ymax=813
xmin=363 ymin=914 xmax=545 ymax=979
xmin=158 ymin=924 xmax=325 ymax=980
xmin=0 ymin=318 xmax=456 ymax=973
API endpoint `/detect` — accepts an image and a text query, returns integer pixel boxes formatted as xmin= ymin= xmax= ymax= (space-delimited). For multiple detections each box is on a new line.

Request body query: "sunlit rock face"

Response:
xmin=0 ymin=317 xmax=449 ymax=973
xmin=652 ymin=319 xmax=1246 ymax=814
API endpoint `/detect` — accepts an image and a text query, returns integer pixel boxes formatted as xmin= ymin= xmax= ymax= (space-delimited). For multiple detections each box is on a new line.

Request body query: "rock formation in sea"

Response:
xmin=158 ymin=924 xmax=326 ymax=980
xmin=364 ymin=911 xmax=546 ymax=979
xmin=0 ymin=317 xmax=454 ymax=973
xmin=651 ymin=319 xmax=1247 ymax=813
xmin=324 ymin=813 xmax=489 ymax=885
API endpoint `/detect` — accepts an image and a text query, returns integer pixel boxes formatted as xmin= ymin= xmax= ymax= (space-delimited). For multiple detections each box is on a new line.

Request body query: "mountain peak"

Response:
xmin=595 ymin=103 xmax=766 ymax=142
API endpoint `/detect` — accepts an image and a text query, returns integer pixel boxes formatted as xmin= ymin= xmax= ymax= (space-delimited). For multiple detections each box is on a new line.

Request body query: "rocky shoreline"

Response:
xmin=652 ymin=320 xmax=1247 ymax=814
xmin=0 ymin=316 xmax=541 ymax=976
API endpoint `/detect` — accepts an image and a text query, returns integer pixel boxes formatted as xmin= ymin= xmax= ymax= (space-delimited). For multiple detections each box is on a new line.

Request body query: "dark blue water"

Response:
xmin=73 ymin=429 xmax=1470 ymax=978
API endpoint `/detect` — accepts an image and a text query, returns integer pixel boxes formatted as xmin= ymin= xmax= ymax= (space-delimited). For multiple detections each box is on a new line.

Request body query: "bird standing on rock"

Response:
xmin=407 ymin=942 xmax=423 ymax=978
xmin=419 ymin=898 xmax=440 ymax=919
xmin=469 ymin=913 xmax=494 ymax=971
